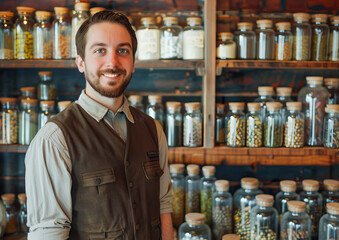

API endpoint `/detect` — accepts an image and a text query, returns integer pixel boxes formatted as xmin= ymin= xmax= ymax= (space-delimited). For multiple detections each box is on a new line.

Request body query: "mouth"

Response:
xmin=102 ymin=73 xmax=121 ymax=78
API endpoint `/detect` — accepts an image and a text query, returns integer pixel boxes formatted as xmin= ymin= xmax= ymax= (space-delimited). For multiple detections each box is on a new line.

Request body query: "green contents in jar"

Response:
xmin=284 ymin=118 xmax=304 ymax=148
xmin=280 ymin=229 xmax=310 ymax=240
xmin=200 ymin=188 xmax=213 ymax=226
xmin=172 ymin=186 xmax=185 ymax=228
xmin=15 ymin=31 xmax=33 ymax=59
xmin=0 ymin=110 xmax=18 ymax=144
xmin=18 ymin=111 xmax=38 ymax=145
xmin=234 ymin=206 xmax=251 ymax=239
xmin=251 ymin=226 xmax=277 ymax=240
xmin=212 ymin=205 xmax=232 ymax=239
xmin=227 ymin=117 xmax=245 ymax=147
xmin=264 ymin=120 xmax=282 ymax=147
xmin=247 ymin=115 xmax=262 ymax=147
xmin=312 ymin=30 xmax=328 ymax=61
xmin=293 ymin=35 xmax=310 ymax=61
xmin=185 ymin=190 xmax=200 ymax=214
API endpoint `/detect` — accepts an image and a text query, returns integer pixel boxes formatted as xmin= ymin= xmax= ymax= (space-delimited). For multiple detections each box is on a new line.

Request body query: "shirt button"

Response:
xmin=126 ymin=161 xmax=129 ymax=167
xmin=95 ymin=178 xmax=102 ymax=185
xmin=135 ymin=224 xmax=140 ymax=230
xmin=129 ymin=182 xmax=133 ymax=188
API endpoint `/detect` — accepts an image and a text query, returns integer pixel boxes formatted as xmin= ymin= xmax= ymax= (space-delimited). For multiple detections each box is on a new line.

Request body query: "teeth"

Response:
xmin=103 ymin=73 xmax=119 ymax=77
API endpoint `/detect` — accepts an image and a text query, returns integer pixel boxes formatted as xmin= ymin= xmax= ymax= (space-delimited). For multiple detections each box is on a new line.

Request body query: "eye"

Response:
xmin=118 ymin=49 xmax=129 ymax=54
xmin=95 ymin=49 xmax=105 ymax=54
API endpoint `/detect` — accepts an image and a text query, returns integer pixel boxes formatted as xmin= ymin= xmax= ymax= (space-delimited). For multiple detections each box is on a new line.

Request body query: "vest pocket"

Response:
xmin=143 ymin=161 xmax=164 ymax=180
xmin=80 ymin=168 xmax=116 ymax=193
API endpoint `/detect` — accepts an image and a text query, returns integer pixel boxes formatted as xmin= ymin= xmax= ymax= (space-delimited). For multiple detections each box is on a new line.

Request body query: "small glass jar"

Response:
xmin=137 ymin=17 xmax=160 ymax=60
xmin=212 ymin=180 xmax=233 ymax=239
xmin=322 ymin=179 xmax=339 ymax=214
xmin=1 ymin=194 xmax=18 ymax=234
xmin=33 ymin=11 xmax=52 ymax=59
xmin=233 ymin=177 xmax=263 ymax=238
xmin=57 ymin=101 xmax=71 ymax=112
xmin=178 ymin=213 xmax=211 ymax=240
xmin=89 ymin=7 xmax=105 ymax=16
xmin=14 ymin=6 xmax=35 ymax=59
xmin=275 ymin=22 xmax=293 ymax=61
xmin=183 ymin=102 xmax=202 ymax=147
xmin=264 ymin=102 xmax=283 ymax=147
xmin=256 ymin=19 xmax=275 ymax=60
xmin=200 ymin=166 xmax=216 ymax=227
xmin=276 ymin=87 xmax=293 ymax=122
xmin=183 ymin=17 xmax=204 ymax=60
xmin=311 ymin=14 xmax=329 ymax=61
xmin=319 ymin=202 xmax=339 ymax=240
xmin=292 ymin=13 xmax=312 ymax=61
xmin=217 ymin=32 xmax=236 ymax=59
xmin=37 ymin=71 xmax=56 ymax=101
xmin=19 ymin=99 xmax=38 ymax=145
xmin=250 ymin=194 xmax=278 ymax=240
xmin=234 ymin=22 xmax=256 ymax=59
xmin=298 ymin=76 xmax=329 ymax=146
xmin=53 ymin=7 xmax=71 ymax=59
xmin=146 ymin=95 xmax=164 ymax=128
xmin=0 ymin=11 xmax=14 ymax=59
xmin=166 ymin=101 xmax=182 ymax=147
xmin=284 ymin=102 xmax=305 ymax=148
xmin=254 ymin=86 xmax=275 ymax=121
xmin=323 ymin=104 xmax=339 ymax=148
xmin=170 ymin=164 xmax=185 ymax=229
xmin=128 ymin=95 xmax=144 ymax=112
xmin=0 ymin=98 xmax=18 ymax=144
xmin=329 ymin=16 xmax=339 ymax=61
xmin=275 ymin=180 xmax=300 ymax=222
xmin=246 ymin=102 xmax=263 ymax=148
xmin=38 ymin=100 xmax=56 ymax=129
xmin=185 ymin=164 xmax=201 ymax=214
xmin=71 ymin=2 xmax=89 ymax=58
xmin=215 ymin=103 xmax=226 ymax=145
xmin=17 ymin=193 xmax=28 ymax=234
xmin=18 ymin=86 xmax=36 ymax=110
xmin=324 ymin=78 xmax=339 ymax=104
xmin=300 ymin=179 xmax=323 ymax=240
xmin=280 ymin=200 xmax=312 ymax=240
xmin=0 ymin=197 xmax=6 ymax=237
xmin=160 ymin=17 xmax=183 ymax=59
xmin=226 ymin=102 xmax=246 ymax=147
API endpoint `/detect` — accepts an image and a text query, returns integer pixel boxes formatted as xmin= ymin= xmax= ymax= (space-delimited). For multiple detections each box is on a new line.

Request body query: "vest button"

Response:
xmin=129 ymin=182 xmax=133 ymax=188
xmin=95 ymin=178 xmax=102 ymax=185
xmin=135 ymin=224 xmax=140 ymax=230
xmin=126 ymin=161 xmax=129 ymax=167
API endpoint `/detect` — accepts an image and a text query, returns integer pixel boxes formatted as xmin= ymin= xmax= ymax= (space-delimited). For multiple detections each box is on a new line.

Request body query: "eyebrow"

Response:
xmin=88 ymin=42 xmax=132 ymax=50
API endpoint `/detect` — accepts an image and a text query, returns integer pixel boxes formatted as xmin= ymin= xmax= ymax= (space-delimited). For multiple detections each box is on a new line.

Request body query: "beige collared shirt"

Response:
xmin=25 ymin=91 xmax=172 ymax=240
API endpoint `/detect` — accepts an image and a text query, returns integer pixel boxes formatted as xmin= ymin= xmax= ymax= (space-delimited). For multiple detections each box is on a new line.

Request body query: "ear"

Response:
xmin=75 ymin=55 xmax=85 ymax=73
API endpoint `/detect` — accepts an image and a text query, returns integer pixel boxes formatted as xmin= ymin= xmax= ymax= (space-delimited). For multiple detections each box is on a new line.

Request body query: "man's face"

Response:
xmin=76 ymin=21 xmax=135 ymax=98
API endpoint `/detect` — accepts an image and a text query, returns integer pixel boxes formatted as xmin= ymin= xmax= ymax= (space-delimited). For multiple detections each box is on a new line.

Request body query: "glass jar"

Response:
xmin=0 ymin=197 xmax=6 ymax=237
xmin=183 ymin=102 xmax=202 ymax=147
xmin=57 ymin=101 xmax=71 ymax=112
xmin=14 ymin=6 xmax=35 ymax=59
xmin=17 ymin=193 xmax=28 ymax=234
xmin=264 ymin=102 xmax=283 ymax=147
xmin=18 ymin=86 xmax=36 ymax=110
xmin=89 ymin=7 xmax=105 ymax=16
xmin=300 ymin=179 xmax=323 ymax=240
xmin=38 ymin=100 xmax=55 ymax=129
xmin=137 ymin=17 xmax=160 ymax=60
xmin=160 ymin=17 xmax=183 ymax=59
xmin=250 ymin=194 xmax=278 ymax=240
xmin=254 ymin=86 xmax=275 ymax=121
xmin=256 ymin=19 xmax=275 ymax=60
xmin=275 ymin=22 xmax=293 ymax=61
xmin=217 ymin=32 xmax=236 ymax=59
xmin=170 ymin=163 xmax=185 ymax=228
xmin=276 ymin=87 xmax=293 ymax=122
xmin=215 ymin=103 xmax=226 ymax=145
xmin=323 ymin=104 xmax=339 ymax=148
xmin=185 ymin=164 xmax=201 ymax=214
xmin=322 ymin=179 xmax=339 ymax=215
xmin=329 ymin=16 xmax=339 ymax=61
xmin=275 ymin=180 xmax=300 ymax=222
xmin=324 ymin=78 xmax=339 ymax=104
xmin=311 ymin=14 xmax=329 ymax=61
xmin=292 ymin=13 xmax=312 ymax=61
xmin=201 ymin=166 xmax=216 ymax=227
xmin=53 ymin=7 xmax=71 ymax=59
xmin=1 ymin=194 xmax=18 ymax=234
xmin=183 ymin=17 xmax=204 ymax=60
xmin=233 ymin=177 xmax=263 ymax=238
xmin=71 ymin=2 xmax=89 ymax=58
xmin=298 ymin=76 xmax=329 ymax=146
xmin=284 ymin=102 xmax=305 ymax=148
xmin=0 ymin=98 xmax=18 ymax=144
xmin=37 ymin=71 xmax=56 ymax=101
xmin=246 ymin=102 xmax=263 ymax=148
xmin=128 ymin=95 xmax=144 ymax=112
xmin=166 ymin=101 xmax=182 ymax=147
xmin=234 ymin=22 xmax=256 ymax=59
xmin=19 ymin=99 xmax=38 ymax=145
xmin=146 ymin=95 xmax=164 ymax=128
xmin=212 ymin=180 xmax=233 ymax=239
xmin=280 ymin=200 xmax=312 ymax=240
xmin=319 ymin=202 xmax=339 ymax=240
xmin=178 ymin=213 xmax=211 ymax=240
xmin=33 ymin=11 xmax=52 ymax=59
xmin=226 ymin=102 xmax=246 ymax=147
xmin=0 ymin=11 xmax=14 ymax=59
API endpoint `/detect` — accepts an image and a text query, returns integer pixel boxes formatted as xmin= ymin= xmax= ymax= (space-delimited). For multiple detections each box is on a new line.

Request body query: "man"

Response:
xmin=25 ymin=10 xmax=173 ymax=240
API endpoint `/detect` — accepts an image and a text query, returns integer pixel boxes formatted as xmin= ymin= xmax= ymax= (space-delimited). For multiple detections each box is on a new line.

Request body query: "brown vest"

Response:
xmin=50 ymin=103 xmax=163 ymax=240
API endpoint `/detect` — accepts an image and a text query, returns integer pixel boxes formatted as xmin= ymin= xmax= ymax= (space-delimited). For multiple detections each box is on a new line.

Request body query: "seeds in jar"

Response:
xmin=15 ymin=31 xmax=33 ymax=59
xmin=251 ymin=226 xmax=277 ymax=240
xmin=227 ymin=117 xmax=245 ymax=147
xmin=280 ymin=229 xmax=310 ymax=240
xmin=247 ymin=115 xmax=262 ymax=147
xmin=234 ymin=206 xmax=251 ymax=239
xmin=172 ymin=186 xmax=185 ymax=228
xmin=284 ymin=118 xmax=304 ymax=148
xmin=185 ymin=190 xmax=200 ymax=214
xmin=201 ymin=188 xmax=213 ymax=226
xmin=212 ymin=205 xmax=232 ymax=239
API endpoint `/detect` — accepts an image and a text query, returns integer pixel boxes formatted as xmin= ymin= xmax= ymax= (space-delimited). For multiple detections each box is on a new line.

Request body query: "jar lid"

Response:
xmin=0 ymin=11 xmax=14 ymax=18
xmin=280 ymin=180 xmax=297 ymax=192
xmin=302 ymin=179 xmax=319 ymax=191
xmin=39 ymin=71 xmax=53 ymax=77
xmin=216 ymin=103 xmax=225 ymax=112
xmin=186 ymin=17 xmax=201 ymax=26
xmin=185 ymin=213 xmax=205 ymax=225
xmin=20 ymin=86 xmax=36 ymax=93
xmin=16 ymin=6 xmax=35 ymax=14
xmin=148 ymin=95 xmax=161 ymax=104
xmin=170 ymin=163 xmax=185 ymax=174
xmin=54 ymin=7 xmax=69 ymax=15
xmin=325 ymin=107 xmax=339 ymax=113
xmin=327 ymin=202 xmax=339 ymax=215
xmin=266 ymin=102 xmax=282 ymax=111
xmin=258 ymin=86 xmax=274 ymax=96
xmin=185 ymin=102 xmax=200 ymax=111
xmin=323 ymin=179 xmax=339 ymax=191
xmin=58 ymin=101 xmax=71 ymax=108
xmin=163 ymin=16 xmax=178 ymax=25
xmin=312 ymin=14 xmax=328 ymax=23
xmin=40 ymin=100 xmax=55 ymax=107
xmin=128 ymin=95 xmax=142 ymax=103
xmin=215 ymin=180 xmax=230 ymax=192
xmin=141 ymin=17 xmax=155 ymax=25
xmin=306 ymin=76 xmax=323 ymax=85
xmin=218 ymin=32 xmax=233 ymax=40
xmin=166 ymin=101 xmax=181 ymax=110
xmin=293 ymin=13 xmax=311 ymax=22
xmin=288 ymin=200 xmax=306 ymax=213
xmin=286 ymin=102 xmax=302 ymax=111
xmin=256 ymin=19 xmax=273 ymax=28
xmin=276 ymin=22 xmax=291 ymax=30
xmin=35 ymin=11 xmax=51 ymax=19
xmin=324 ymin=78 xmax=339 ymax=87
xmin=237 ymin=22 xmax=253 ymax=30
xmin=74 ymin=2 xmax=90 ymax=11
xmin=247 ymin=102 xmax=261 ymax=111
xmin=276 ymin=87 xmax=292 ymax=97
xmin=222 ymin=234 xmax=240 ymax=240
xmin=202 ymin=165 xmax=215 ymax=177
xmin=90 ymin=7 xmax=106 ymax=15
xmin=256 ymin=194 xmax=274 ymax=207
xmin=22 ymin=99 xmax=38 ymax=105
xmin=241 ymin=177 xmax=259 ymax=190
xmin=229 ymin=102 xmax=245 ymax=111
xmin=187 ymin=164 xmax=199 ymax=176
xmin=0 ymin=97 xmax=17 ymax=103
xmin=331 ymin=16 xmax=339 ymax=24
xmin=1 ymin=193 xmax=15 ymax=204
xmin=17 ymin=193 xmax=27 ymax=204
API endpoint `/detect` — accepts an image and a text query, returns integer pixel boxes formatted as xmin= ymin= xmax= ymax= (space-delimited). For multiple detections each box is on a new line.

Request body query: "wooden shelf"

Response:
xmin=0 ymin=145 xmax=28 ymax=153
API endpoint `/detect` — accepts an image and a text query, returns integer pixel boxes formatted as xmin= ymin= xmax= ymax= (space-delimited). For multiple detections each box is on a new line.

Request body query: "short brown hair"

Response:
xmin=75 ymin=10 xmax=137 ymax=60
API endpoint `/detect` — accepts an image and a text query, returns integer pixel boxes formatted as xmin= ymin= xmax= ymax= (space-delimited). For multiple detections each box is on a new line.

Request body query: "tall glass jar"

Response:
xmin=57 ymin=101 xmax=71 ymax=112
xmin=280 ymin=200 xmax=312 ymax=240
xmin=234 ymin=22 xmax=256 ymax=59
xmin=146 ymin=95 xmax=164 ymax=128
xmin=246 ymin=102 xmax=263 ymax=148
xmin=300 ymin=179 xmax=323 ymax=240
xmin=0 ymin=11 xmax=14 ymax=59
xmin=212 ymin=180 xmax=233 ymax=239
xmin=201 ymin=166 xmax=216 ymax=227
xmin=319 ymin=202 xmax=339 ymax=240
xmin=37 ymin=71 xmax=56 ymax=101
xmin=226 ymin=102 xmax=245 ymax=147
xmin=217 ymin=32 xmax=236 ymax=59
xmin=71 ymin=2 xmax=89 ymax=58
xmin=284 ymin=102 xmax=305 ymax=148
xmin=14 ymin=6 xmax=35 ymax=59
xmin=166 ymin=101 xmax=182 ymax=147
xmin=160 ymin=17 xmax=183 ymax=59
xmin=329 ymin=16 xmax=339 ymax=61
xmin=250 ymin=194 xmax=278 ymax=240
xmin=0 ymin=98 xmax=18 ymax=144
xmin=298 ymin=76 xmax=329 ymax=146
xmin=275 ymin=180 xmax=300 ymax=222
xmin=53 ymin=7 xmax=71 ymax=59
xmin=311 ymin=14 xmax=329 ymax=61
xmin=183 ymin=102 xmax=202 ymax=147
xmin=292 ymin=13 xmax=311 ymax=61
xmin=322 ymin=179 xmax=339 ymax=214
xmin=215 ymin=103 xmax=226 ymax=145
xmin=256 ymin=19 xmax=275 ymax=60
xmin=275 ymin=22 xmax=293 ymax=61
xmin=38 ymin=100 xmax=55 ymax=129
xmin=33 ymin=11 xmax=52 ymax=59
xmin=324 ymin=78 xmax=339 ymax=104
xmin=178 ymin=213 xmax=211 ymax=240
xmin=19 ymin=99 xmax=38 ymax=145
xmin=170 ymin=163 xmax=185 ymax=229
xmin=183 ymin=17 xmax=204 ymax=60
xmin=323 ymin=104 xmax=339 ymax=148
xmin=254 ymin=86 xmax=275 ymax=121
xmin=1 ymin=194 xmax=18 ymax=234
xmin=276 ymin=87 xmax=293 ymax=122
xmin=0 ymin=197 xmax=6 ymax=237
xmin=137 ymin=17 xmax=160 ymax=60
xmin=17 ymin=193 xmax=28 ymax=234
xmin=185 ymin=164 xmax=201 ymax=214
xmin=128 ymin=95 xmax=144 ymax=112
xmin=264 ymin=102 xmax=283 ymax=148
xmin=233 ymin=177 xmax=263 ymax=239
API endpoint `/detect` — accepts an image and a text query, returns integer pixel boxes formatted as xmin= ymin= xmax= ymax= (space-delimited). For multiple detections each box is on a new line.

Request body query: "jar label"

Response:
xmin=183 ymin=30 xmax=204 ymax=59
xmin=217 ymin=43 xmax=235 ymax=59
xmin=137 ymin=29 xmax=160 ymax=60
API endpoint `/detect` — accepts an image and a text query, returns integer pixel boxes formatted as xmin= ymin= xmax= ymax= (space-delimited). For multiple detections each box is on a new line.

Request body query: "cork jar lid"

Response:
xmin=148 ymin=95 xmax=162 ymax=104
xmin=256 ymin=19 xmax=273 ymax=28
xmin=90 ymin=7 xmax=106 ymax=15
xmin=17 ymin=193 xmax=27 ymax=204
xmin=280 ymin=180 xmax=297 ymax=192
xmin=323 ymin=179 xmax=339 ymax=191
xmin=247 ymin=102 xmax=261 ymax=111
xmin=16 ymin=6 xmax=35 ymax=14
xmin=266 ymin=102 xmax=282 ymax=112
xmin=22 ymin=99 xmax=38 ymax=105
xmin=58 ymin=101 xmax=71 ymax=108
xmin=306 ymin=76 xmax=323 ymax=85
xmin=187 ymin=164 xmax=199 ymax=176
xmin=222 ymin=234 xmax=240 ymax=240
xmin=324 ymin=78 xmax=339 ymax=86
xmin=302 ymin=179 xmax=319 ymax=191
xmin=163 ymin=16 xmax=179 ymax=25
xmin=218 ymin=32 xmax=233 ymax=40
xmin=216 ymin=103 xmax=225 ymax=112
xmin=166 ymin=101 xmax=181 ymax=110
xmin=215 ymin=180 xmax=230 ymax=192
xmin=288 ymin=200 xmax=306 ymax=213
xmin=276 ymin=87 xmax=292 ymax=97
xmin=293 ymin=13 xmax=311 ymax=22
xmin=128 ymin=95 xmax=142 ymax=103
xmin=1 ymin=193 xmax=15 ymax=204
xmin=327 ymin=202 xmax=339 ymax=215
xmin=256 ymin=194 xmax=274 ymax=207
xmin=54 ymin=7 xmax=69 ymax=15
xmin=325 ymin=104 xmax=339 ymax=113
xmin=40 ymin=100 xmax=55 ymax=107
xmin=286 ymin=102 xmax=302 ymax=111
xmin=229 ymin=102 xmax=245 ymax=111
xmin=258 ymin=86 xmax=274 ymax=96
xmin=0 ymin=97 xmax=17 ymax=103
xmin=20 ymin=86 xmax=36 ymax=93
xmin=202 ymin=165 xmax=215 ymax=177
xmin=312 ymin=14 xmax=328 ymax=23
xmin=237 ymin=22 xmax=253 ymax=30
xmin=186 ymin=17 xmax=202 ymax=26
xmin=38 ymin=71 xmax=53 ymax=77
xmin=185 ymin=213 xmax=205 ymax=225
xmin=332 ymin=16 xmax=339 ymax=24
xmin=276 ymin=22 xmax=291 ymax=30
xmin=0 ymin=11 xmax=14 ymax=18
xmin=241 ymin=177 xmax=259 ymax=190
xmin=35 ymin=11 xmax=51 ymax=19
xmin=170 ymin=163 xmax=185 ymax=174
xmin=74 ymin=2 xmax=90 ymax=11
xmin=185 ymin=102 xmax=200 ymax=111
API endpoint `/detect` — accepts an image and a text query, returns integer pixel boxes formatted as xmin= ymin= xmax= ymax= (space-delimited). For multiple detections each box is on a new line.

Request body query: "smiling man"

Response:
xmin=25 ymin=11 xmax=173 ymax=240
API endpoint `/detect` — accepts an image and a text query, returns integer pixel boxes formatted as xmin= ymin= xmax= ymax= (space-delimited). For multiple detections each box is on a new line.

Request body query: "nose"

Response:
xmin=106 ymin=51 xmax=120 ymax=68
